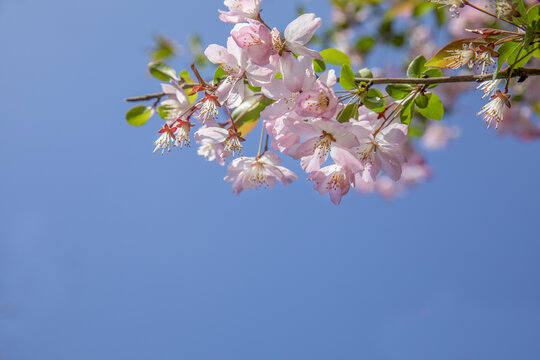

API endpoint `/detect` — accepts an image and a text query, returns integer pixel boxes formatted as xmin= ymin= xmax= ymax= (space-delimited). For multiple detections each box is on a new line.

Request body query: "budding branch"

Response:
xmin=125 ymin=68 xmax=540 ymax=103
xmin=354 ymin=67 xmax=540 ymax=85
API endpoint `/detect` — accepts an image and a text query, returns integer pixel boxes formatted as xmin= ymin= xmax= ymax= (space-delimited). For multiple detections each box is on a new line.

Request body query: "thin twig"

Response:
xmin=124 ymin=92 xmax=165 ymax=102
xmin=354 ymin=67 xmax=540 ymax=85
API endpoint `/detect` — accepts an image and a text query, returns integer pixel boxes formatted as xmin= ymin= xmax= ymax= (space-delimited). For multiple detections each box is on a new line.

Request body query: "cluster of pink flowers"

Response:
xmin=149 ymin=0 xmax=422 ymax=204
xmin=154 ymin=0 xmax=540 ymax=205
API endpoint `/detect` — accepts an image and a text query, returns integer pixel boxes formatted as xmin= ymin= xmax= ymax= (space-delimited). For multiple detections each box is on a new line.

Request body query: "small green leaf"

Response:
xmin=337 ymin=103 xmax=358 ymax=123
xmin=494 ymin=41 xmax=521 ymax=78
xmin=150 ymin=36 xmax=176 ymax=61
xmin=417 ymin=93 xmax=444 ymax=120
xmin=157 ymin=105 xmax=173 ymax=120
xmin=356 ymin=37 xmax=375 ymax=53
xmin=506 ymin=43 xmax=535 ymax=70
xmin=424 ymin=68 xmax=443 ymax=88
xmin=148 ymin=62 xmax=177 ymax=81
xmin=415 ymin=93 xmax=429 ymax=108
xmin=340 ymin=64 xmax=357 ymax=90
xmin=407 ymin=55 xmax=427 ymax=78
xmin=400 ymin=98 xmax=415 ymax=126
xmin=179 ymin=70 xmax=198 ymax=104
xmin=231 ymin=97 xmax=273 ymax=136
xmin=424 ymin=68 xmax=443 ymax=78
xmin=386 ymin=84 xmax=413 ymax=100
xmin=358 ymin=68 xmax=373 ymax=78
xmin=214 ymin=66 xmax=227 ymax=83
xmin=126 ymin=106 xmax=153 ymax=126
xmin=413 ymin=2 xmax=436 ymax=17
xmin=362 ymin=89 xmax=386 ymax=113
xmin=247 ymin=83 xmax=262 ymax=92
xmin=313 ymin=59 xmax=326 ymax=72
xmin=320 ymin=48 xmax=351 ymax=66
xmin=526 ymin=3 xmax=539 ymax=24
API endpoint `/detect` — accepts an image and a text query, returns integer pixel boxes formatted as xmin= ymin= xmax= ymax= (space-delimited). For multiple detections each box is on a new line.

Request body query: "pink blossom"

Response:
xmin=231 ymin=20 xmax=274 ymax=66
xmin=194 ymin=126 xmax=244 ymax=157
xmin=295 ymin=79 xmax=339 ymax=119
xmin=219 ymin=0 xmax=261 ymax=24
xmin=224 ymin=151 xmax=297 ymax=194
xmin=271 ymin=13 xmax=323 ymax=59
xmin=260 ymin=54 xmax=316 ymax=135
xmin=160 ymin=82 xmax=191 ymax=120
xmin=204 ymin=37 xmax=274 ymax=108
xmin=288 ymin=119 xmax=360 ymax=173
xmin=308 ymin=163 xmax=354 ymax=205
xmin=353 ymin=121 xmax=408 ymax=182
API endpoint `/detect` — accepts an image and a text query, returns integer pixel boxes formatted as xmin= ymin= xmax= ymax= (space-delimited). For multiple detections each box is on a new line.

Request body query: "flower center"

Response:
xmin=313 ymin=131 xmax=336 ymax=159
xmin=326 ymin=171 xmax=346 ymax=191
xmin=249 ymin=161 xmax=267 ymax=187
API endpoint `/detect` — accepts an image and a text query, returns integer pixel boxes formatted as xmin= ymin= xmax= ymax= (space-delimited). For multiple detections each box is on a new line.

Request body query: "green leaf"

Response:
xmin=516 ymin=0 xmax=527 ymax=18
xmin=340 ymin=64 xmax=357 ymax=90
xmin=526 ymin=3 xmax=539 ymax=24
xmin=126 ymin=106 xmax=153 ymax=126
xmin=214 ymin=66 xmax=227 ymax=83
xmin=424 ymin=68 xmax=443 ymax=78
xmin=356 ymin=37 xmax=375 ymax=53
xmin=231 ymin=97 xmax=273 ymax=136
xmin=358 ymin=68 xmax=373 ymax=78
xmin=506 ymin=43 xmax=533 ymax=69
xmin=415 ymin=93 xmax=429 ymax=108
xmin=416 ymin=93 xmax=444 ymax=120
xmin=313 ymin=59 xmax=326 ymax=73
xmin=157 ymin=105 xmax=173 ymax=120
xmin=386 ymin=84 xmax=413 ymax=100
xmin=413 ymin=2 xmax=436 ymax=17
xmin=179 ymin=70 xmax=198 ymax=104
xmin=337 ymin=103 xmax=358 ymax=123
xmin=320 ymin=48 xmax=351 ymax=66
xmin=424 ymin=68 xmax=443 ymax=88
xmin=407 ymin=55 xmax=427 ymax=78
xmin=247 ymin=83 xmax=262 ymax=92
xmin=148 ymin=62 xmax=177 ymax=81
xmin=400 ymin=98 xmax=415 ymax=125
xmin=151 ymin=36 xmax=176 ymax=61
xmin=426 ymin=38 xmax=487 ymax=68
xmin=362 ymin=89 xmax=386 ymax=113
xmin=495 ymin=41 xmax=521 ymax=78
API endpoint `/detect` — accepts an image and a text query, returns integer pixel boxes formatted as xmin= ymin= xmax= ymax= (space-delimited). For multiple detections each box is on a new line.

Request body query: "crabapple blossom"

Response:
xmin=219 ymin=0 xmax=261 ymax=23
xmin=153 ymin=124 xmax=177 ymax=154
xmin=224 ymin=151 xmax=297 ymax=194
xmin=271 ymin=13 xmax=323 ymax=59
xmin=309 ymin=163 xmax=353 ymax=205
xmin=477 ymin=89 xmax=512 ymax=129
xmin=160 ymin=82 xmax=191 ymax=120
xmin=194 ymin=126 xmax=245 ymax=157
xmin=204 ymin=37 xmax=274 ymax=108
xmin=352 ymin=120 xmax=409 ymax=182
xmin=231 ymin=20 xmax=274 ymax=66
xmin=126 ymin=0 xmax=540 ymax=205
xmin=287 ymin=119 xmax=360 ymax=173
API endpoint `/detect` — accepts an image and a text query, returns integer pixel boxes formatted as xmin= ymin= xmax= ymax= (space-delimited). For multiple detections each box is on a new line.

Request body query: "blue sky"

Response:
xmin=1 ymin=0 xmax=540 ymax=359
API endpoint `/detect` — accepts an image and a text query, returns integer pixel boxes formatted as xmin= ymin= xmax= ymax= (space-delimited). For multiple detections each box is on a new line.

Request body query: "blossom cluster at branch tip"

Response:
xmin=138 ymin=0 xmax=537 ymax=204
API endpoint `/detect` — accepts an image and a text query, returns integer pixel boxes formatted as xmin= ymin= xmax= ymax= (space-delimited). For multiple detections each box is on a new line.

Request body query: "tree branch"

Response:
xmin=355 ymin=67 xmax=540 ymax=85
xmin=124 ymin=92 xmax=165 ymax=102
